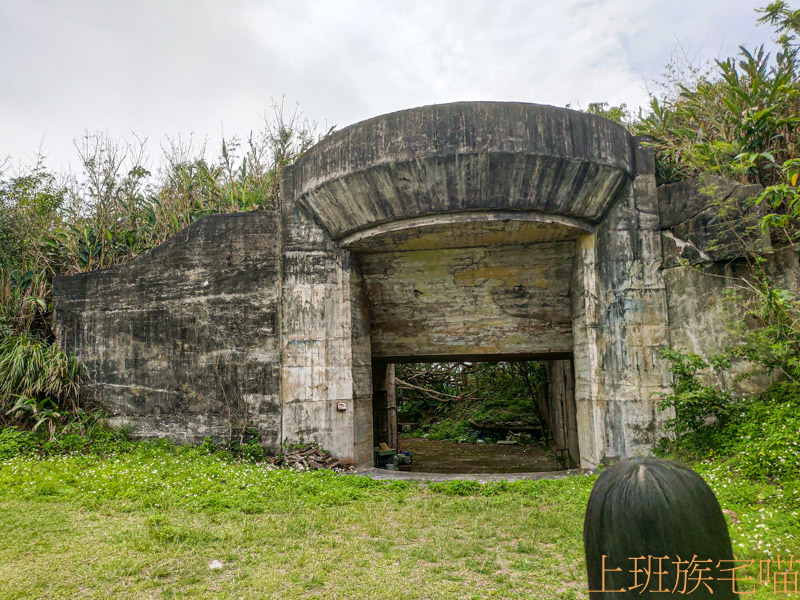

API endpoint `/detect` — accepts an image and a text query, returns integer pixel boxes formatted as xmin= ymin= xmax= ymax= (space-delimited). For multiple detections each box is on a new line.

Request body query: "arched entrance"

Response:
xmin=280 ymin=101 xmax=671 ymax=469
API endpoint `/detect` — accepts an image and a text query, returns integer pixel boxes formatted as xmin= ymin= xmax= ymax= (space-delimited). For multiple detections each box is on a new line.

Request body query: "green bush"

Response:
xmin=0 ymin=427 xmax=38 ymax=458
xmin=657 ymin=348 xmax=800 ymax=482
xmin=45 ymin=433 xmax=88 ymax=453
xmin=425 ymin=419 xmax=479 ymax=444
xmin=656 ymin=348 xmax=734 ymax=448
xmin=198 ymin=437 xmax=218 ymax=455
xmin=0 ymin=331 xmax=83 ymax=428
xmin=231 ymin=437 xmax=266 ymax=462
xmin=0 ymin=412 xmax=130 ymax=459
xmin=723 ymin=382 xmax=800 ymax=481
xmin=0 ymin=418 xmax=275 ymax=465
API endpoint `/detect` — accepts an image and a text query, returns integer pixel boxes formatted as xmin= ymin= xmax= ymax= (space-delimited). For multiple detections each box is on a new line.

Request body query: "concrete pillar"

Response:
xmin=372 ymin=363 xmax=397 ymax=452
xmin=280 ymin=189 xmax=373 ymax=466
xmin=572 ymin=138 xmax=672 ymax=467
xmin=544 ymin=359 xmax=579 ymax=466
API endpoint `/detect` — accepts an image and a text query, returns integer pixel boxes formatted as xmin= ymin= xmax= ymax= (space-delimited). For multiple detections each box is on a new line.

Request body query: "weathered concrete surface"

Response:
xmin=279 ymin=192 xmax=373 ymax=465
xmin=371 ymin=363 xmax=397 ymax=452
xmin=543 ymin=359 xmax=579 ymax=465
xmin=571 ymin=141 xmax=672 ymax=466
xmin=340 ymin=212 xmax=591 ymax=253
xmin=659 ymin=175 xmax=769 ymax=267
xmin=664 ymin=246 xmax=800 ymax=392
xmin=660 ymin=177 xmax=797 ymax=393
xmin=55 ymin=101 xmax=792 ymax=471
xmin=53 ymin=213 xmax=283 ymax=447
xmin=288 ymin=102 xmax=633 ymax=240
xmin=277 ymin=106 xmax=671 ymax=468
xmin=360 ymin=241 xmax=575 ymax=360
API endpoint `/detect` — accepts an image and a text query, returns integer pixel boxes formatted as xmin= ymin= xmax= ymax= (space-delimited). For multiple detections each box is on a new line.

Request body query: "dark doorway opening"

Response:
xmin=371 ymin=359 xmax=579 ymax=474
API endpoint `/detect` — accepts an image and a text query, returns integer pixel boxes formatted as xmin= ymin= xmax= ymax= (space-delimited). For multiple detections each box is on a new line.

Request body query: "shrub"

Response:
xmin=198 ymin=437 xmax=218 ymax=455
xmin=724 ymin=381 xmax=800 ymax=481
xmin=0 ymin=332 xmax=83 ymax=422
xmin=425 ymin=419 xmax=479 ymax=444
xmin=0 ymin=427 xmax=38 ymax=458
xmin=657 ymin=348 xmax=800 ymax=482
xmin=656 ymin=348 xmax=734 ymax=449
xmin=231 ymin=437 xmax=266 ymax=462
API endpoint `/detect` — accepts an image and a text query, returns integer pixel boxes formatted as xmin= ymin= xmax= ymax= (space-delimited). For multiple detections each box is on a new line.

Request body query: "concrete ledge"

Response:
xmin=339 ymin=210 xmax=595 ymax=251
xmin=355 ymin=467 xmax=588 ymax=483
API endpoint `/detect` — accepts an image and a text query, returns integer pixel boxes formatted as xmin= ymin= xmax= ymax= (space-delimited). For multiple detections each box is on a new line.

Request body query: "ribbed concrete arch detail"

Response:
xmin=338 ymin=210 xmax=595 ymax=252
xmin=284 ymin=102 xmax=637 ymax=240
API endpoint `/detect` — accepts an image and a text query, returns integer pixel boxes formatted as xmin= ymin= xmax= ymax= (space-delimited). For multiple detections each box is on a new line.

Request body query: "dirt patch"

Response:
xmin=398 ymin=436 xmax=562 ymax=473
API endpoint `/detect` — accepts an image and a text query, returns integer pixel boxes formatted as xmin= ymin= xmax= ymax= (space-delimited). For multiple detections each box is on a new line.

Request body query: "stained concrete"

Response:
xmin=289 ymin=102 xmax=634 ymax=240
xmin=543 ymin=359 xmax=579 ymax=464
xmin=659 ymin=174 xmax=770 ymax=267
xmin=52 ymin=101 xmax=795 ymax=470
xmin=53 ymin=212 xmax=283 ymax=447
xmin=360 ymin=241 xmax=574 ymax=360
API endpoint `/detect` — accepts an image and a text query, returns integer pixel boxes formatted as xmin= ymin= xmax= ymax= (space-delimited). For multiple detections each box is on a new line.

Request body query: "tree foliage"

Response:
xmin=635 ymin=44 xmax=800 ymax=187
xmin=396 ymin=361 xmax=548 ymax=442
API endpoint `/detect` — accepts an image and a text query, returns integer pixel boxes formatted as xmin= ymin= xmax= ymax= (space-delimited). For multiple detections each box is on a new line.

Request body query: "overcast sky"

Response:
xmin=0 ymin=0 xmax=780 ymax=172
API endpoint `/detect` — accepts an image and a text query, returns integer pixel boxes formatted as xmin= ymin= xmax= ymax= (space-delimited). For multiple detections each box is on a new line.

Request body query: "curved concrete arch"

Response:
xmin=339 ymin=210 xmax=595 ymax=252
xmin=284 ymin=102 xmax=638 ymax=240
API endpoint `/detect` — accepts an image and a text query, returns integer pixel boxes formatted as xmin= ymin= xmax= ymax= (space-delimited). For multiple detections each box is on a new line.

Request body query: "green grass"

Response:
xmin=0 ymin=442 xmax=797 ymax=599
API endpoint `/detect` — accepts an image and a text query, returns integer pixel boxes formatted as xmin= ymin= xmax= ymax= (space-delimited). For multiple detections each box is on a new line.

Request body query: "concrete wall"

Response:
xmin=660 ymin=177 xmax=800 ymax=392
xmin=53 ymin=212 xmax=283 ymax=447
xmin=279 ymin=185 xmax=374 ymax=466
xmin=359 ymin=241 xmax=574 ymax=361
xmin=658 ymin=175 xmax=769 ymax=267
xmin=571 ymin=141 xmax=672 ymax=466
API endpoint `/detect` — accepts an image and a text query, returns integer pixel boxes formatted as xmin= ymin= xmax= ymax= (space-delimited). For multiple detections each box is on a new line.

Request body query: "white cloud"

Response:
xmin=0 ymin=0 xmax=778 ymax=171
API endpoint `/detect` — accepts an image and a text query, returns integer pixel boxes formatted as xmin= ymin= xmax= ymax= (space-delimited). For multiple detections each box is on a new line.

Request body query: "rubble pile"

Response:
xmin=266 ymin=446 xmax=353 ymax=472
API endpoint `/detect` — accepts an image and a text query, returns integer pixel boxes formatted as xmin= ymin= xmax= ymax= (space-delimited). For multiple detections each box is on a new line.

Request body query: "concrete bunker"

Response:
xmin=54 ymin=102 xmax=675 ymax=469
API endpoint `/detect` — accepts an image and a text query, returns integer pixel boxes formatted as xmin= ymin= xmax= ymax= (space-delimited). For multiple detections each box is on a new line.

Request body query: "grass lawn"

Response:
xmin=0 ymin=443 xmax=797 ymax=599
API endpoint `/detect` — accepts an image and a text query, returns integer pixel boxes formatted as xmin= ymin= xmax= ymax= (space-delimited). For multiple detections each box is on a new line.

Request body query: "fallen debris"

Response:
xmin=266 ymin=446 xmax=354 ymax=472
xmin=722 ymin=508 xmax=740 ymax=525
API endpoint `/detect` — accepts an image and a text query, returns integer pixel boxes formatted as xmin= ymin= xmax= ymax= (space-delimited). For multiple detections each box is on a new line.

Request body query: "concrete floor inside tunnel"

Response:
xmin=397 ymin=436 xmax=562 ymax=474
